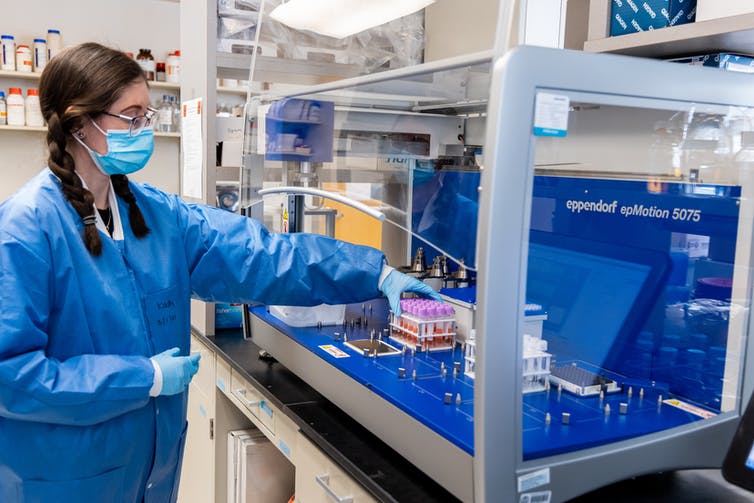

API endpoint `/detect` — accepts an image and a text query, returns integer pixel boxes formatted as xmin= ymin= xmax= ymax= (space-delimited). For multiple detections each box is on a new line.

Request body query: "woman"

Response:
xmin=0 ymin=42 xmax=439 ymax=503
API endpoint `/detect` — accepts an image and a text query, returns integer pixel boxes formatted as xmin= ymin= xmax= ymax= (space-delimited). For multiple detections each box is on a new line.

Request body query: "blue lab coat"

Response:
xmin=0 ymin=169 xmax=385 ymax=503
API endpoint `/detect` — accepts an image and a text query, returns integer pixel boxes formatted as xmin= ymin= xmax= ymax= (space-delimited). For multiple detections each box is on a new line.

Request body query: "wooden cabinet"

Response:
xmin=229 ymin=367 xmax=275 ymax=437
xmin=178 ymin=335 xmax=217 ymax=503
xmin=295 ymin=432 xmax=378 ymax=503
xmin=181 ymin=337 xmax=382 ymax=503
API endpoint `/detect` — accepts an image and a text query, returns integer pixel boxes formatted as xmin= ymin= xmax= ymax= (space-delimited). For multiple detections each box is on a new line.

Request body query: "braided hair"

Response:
xmin=39 ymin=42 xmax=151 ymax=256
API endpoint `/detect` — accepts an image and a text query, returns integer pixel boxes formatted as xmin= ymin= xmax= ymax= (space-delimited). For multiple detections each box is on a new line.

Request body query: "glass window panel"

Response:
xmin=522 ymin=94 xmax=753 ymax=460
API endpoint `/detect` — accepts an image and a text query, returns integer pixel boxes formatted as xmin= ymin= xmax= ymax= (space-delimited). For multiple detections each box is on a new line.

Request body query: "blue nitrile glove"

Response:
xmin=150 ymin=347 xmax=201 ymax=396
xmin=379 ymin=268 xmax=443 ymax=317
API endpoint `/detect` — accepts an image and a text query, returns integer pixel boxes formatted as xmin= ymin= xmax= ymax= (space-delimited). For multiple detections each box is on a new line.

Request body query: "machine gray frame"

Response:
xmin=477 ymin=44 xmax=754 ymax=502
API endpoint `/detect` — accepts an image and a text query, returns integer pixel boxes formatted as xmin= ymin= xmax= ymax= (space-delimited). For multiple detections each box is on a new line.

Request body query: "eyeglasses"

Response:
xmin=100 ymin=106 xmax=158 ymax=136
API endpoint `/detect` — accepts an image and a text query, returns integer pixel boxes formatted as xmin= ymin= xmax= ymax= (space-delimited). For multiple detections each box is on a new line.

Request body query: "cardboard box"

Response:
xmin=701 ymin=53 xmax=754 ymax=73
xmin=696 ymin=0 xmax=754 ymax=22
xmin=215 ymin=303 xmax=243 ymax=329
xmin=219 ymin=140 xmax=243 ymax=167
xmin=610 ymin=0 xmax=697 ymax=37
xmin=669 ymin=53 xmax=754 ymax=73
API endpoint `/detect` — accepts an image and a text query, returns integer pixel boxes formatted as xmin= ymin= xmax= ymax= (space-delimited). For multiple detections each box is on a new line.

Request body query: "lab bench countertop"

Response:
xmin=199 ymin=329 xmax=754 ymax=503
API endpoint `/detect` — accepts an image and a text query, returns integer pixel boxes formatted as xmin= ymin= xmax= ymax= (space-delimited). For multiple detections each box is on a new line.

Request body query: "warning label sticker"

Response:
xmin=319 ymin=345 xmax=350 ymax=358
xmin=663 ymin=399 xmax=717 ymax=419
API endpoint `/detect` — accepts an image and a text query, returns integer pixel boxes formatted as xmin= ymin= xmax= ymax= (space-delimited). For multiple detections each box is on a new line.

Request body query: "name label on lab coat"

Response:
xmin=145 ymin=285 xmax=181 ymax=338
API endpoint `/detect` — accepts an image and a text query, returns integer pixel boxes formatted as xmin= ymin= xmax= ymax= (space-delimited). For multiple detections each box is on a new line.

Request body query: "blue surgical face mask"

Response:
xmin=74 ymin=120 xmax=154 ymax=176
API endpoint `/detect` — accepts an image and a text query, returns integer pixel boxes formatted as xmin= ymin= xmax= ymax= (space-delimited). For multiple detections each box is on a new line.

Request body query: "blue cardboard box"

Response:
xmin=668 ymin=53 xmax=754 ymax=74
xmin=215 ymin=303 xmax=243 ymax=329
xmin=701 ymin=53 xmax=754 ymax=73
xmin=611 ymin=0 xmax=696 ymax=37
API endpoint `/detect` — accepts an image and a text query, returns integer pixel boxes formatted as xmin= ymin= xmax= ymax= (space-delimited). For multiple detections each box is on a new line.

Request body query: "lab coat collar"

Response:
xmin=76 ymin=174 xmax=125 ymax=241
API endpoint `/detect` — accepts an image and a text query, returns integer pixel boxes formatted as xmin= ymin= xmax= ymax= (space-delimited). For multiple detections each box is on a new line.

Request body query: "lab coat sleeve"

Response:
xmin=177 ymin=201 xmax=386 ymax=305
xmin=0 ymin=231 xmax=154 ymax=427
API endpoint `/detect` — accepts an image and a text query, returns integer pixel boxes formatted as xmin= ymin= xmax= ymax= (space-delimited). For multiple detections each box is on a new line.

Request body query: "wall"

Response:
xmin=0 ymin=0 xmax=180 ymax=201
xmin=424 ymin=0 xmax=500 ymax=61
xmin=425 ymin=0 xmax=580 ymax=61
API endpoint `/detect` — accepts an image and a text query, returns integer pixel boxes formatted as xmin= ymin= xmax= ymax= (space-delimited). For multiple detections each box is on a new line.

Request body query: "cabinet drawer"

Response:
xmin=275 ymin=409 xmax=298 ymax=464
xmin=257 ymin=395 xmax=276 ymax=434
xmin=296 ymin=432 xmax=378 ymax=503
xmin=189 ymin=335 xmax=215 ymax=396
xmin=230 ymin=369 xmax=275 ymax=436
xmin=216 ymin=354 xmax=231 ymax=396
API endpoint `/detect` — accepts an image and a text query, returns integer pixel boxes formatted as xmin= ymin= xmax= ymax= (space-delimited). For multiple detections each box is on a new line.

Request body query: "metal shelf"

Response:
xmin=150 ymin=81 xmax=180 ymax=91
xmin=0 ymin=126 xmax=179 ymax=137
xmin=584 ymin=13 xmax=754 ymax=58
xmin=0 ymin=70 xmax=41 ymax=80
xmin=217 ymin=86 xmax=254 ymax=96
xmin=216 ymin=52 xmax=362 ymax=84
xmin=0 ymin=125 xmax=46 ymax=132
xmin=0 ymin=71 xmax=181 ymax=91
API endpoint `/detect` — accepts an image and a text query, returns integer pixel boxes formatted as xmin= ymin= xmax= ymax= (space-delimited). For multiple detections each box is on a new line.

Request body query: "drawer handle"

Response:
xmin=232 ymin=388 xmax=259 ymax=409
xmin=315 ymin=474 xmax=354 ymax=503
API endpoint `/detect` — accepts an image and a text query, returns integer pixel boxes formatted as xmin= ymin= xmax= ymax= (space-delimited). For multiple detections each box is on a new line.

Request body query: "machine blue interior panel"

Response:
xmin=248 ymin=174 xmax=740 ymax=464
xmin=250 ymin=297 xmax=715 ymax=459
xmin=250 ymin=300 xmax=476 ymax=454
xmin=522 ymin=388 xmax=706 ymax=459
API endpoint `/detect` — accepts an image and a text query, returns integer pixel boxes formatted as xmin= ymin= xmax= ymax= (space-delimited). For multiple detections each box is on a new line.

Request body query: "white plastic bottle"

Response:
xmin=25 ymin=89 xmax=43 ymax=127
xmin=6 ymin=88 xmax=25 ymax=126
xmin=46 ymin=29 xmax=62 ymax=60
xmin=1 ymin=35 xmax=15 ymax=71
xmin=33 ymin=38 xmax=47 ymax=72
xmin=166 ymin=50 xmax=180 ymax=83
xmin=15 ymin=45 xmax=32 ymax=73
xmin=0 ymin=91 xmax=7 ymax=125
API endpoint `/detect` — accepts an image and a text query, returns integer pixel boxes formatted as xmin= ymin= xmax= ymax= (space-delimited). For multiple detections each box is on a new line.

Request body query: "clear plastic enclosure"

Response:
xmin=240 ymin=57 xmax=754 ymax=463
xmin=522 ymin=94 xmax=753 ymax=459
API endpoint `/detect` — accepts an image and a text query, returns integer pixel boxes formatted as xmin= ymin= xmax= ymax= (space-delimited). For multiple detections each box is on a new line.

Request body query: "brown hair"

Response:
xmin=39 ymin=42 xmax=150 ymax=256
